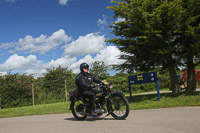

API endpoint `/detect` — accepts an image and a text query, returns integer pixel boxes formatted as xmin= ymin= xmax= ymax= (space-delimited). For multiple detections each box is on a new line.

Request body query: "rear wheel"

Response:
xmin=71 ymin=99 xmax=87 ymax=120
xmin=107 ymin=93 xmax=129 ymax=120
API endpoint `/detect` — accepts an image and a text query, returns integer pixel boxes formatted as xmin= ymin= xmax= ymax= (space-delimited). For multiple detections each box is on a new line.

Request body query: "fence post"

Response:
xmin=65 ymin=80 xmax=68 ymax=102
xmin=32 ymin=83 xmax=34 ymax=106
xmin=0 ymin=96 xmax=1 ymax=109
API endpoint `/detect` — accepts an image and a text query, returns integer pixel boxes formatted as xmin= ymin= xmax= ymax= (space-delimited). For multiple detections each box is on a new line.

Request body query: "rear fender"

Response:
xmin=70 ymin=101 xmax=75 ymax=110
xmin=70 ymin=98 xmax=75 ymax=110
xmin=69 ymin=97 xmax=81 ymax=110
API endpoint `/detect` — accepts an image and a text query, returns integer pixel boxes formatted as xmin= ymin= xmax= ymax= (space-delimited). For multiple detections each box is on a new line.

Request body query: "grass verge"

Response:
xmin=128 ymin=91 xmax=200 ymax=110
xmin=0 ymin=91 xmax=199 ymax=118
xmin=0 ymin=102 xmax=71 ymax=118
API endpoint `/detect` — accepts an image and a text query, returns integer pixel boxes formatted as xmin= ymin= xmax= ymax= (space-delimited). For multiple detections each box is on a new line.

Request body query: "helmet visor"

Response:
xmin=82 ymin=66 xmax=89 ymax=70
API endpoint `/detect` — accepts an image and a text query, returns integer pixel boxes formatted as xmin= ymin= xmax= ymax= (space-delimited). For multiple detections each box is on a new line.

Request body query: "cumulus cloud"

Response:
xmin=69 ymin=46 xmax=125 ymax=73
xmin=0 ymin=46 xmax=125 ymax=77
xmin=94 ymin=46 xmax=125 ymax=65
xmin=68 ymin=55 xmax=94 ymax=73
xmin=46 ymin=55 xmax=76 ymax=69
xmin=0 ymin=29 xmax=125 ymax=78
xmin=63 ymin=33 xmax=106 ymax=57
xmin=0 ymin=29 xmax=71 ymax=54
xmin=59 ymin=0 xmax=68 ymax=6
xmin=0 ymin=54 xmax=41 ymax=72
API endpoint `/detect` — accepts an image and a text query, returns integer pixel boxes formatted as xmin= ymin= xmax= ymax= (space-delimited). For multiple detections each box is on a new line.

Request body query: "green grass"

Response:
xmin=0 ymin=102 xmax=71 ymax=118
xmin=128 ymin=91 xmax=200 ymax=110
xmin=0 ymin=91 xmax=199 ymax=118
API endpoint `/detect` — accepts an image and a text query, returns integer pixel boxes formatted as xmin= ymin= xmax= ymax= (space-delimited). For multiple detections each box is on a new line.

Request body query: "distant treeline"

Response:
xmin=0 ymin=65 xmax=172 ymax=109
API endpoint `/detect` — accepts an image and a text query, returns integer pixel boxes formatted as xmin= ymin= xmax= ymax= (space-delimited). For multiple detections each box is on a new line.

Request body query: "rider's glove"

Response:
xmin=101 ymin=81 xmax=105 ymax=85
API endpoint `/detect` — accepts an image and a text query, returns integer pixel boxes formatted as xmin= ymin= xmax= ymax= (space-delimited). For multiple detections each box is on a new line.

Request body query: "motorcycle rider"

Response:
xmin=75 ymin=63 xmax=102 ymax=115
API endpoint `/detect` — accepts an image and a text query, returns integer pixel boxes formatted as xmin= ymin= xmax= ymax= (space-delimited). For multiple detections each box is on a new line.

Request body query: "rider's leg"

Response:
xmin=82 ymin=91 xmax=96 ymax=115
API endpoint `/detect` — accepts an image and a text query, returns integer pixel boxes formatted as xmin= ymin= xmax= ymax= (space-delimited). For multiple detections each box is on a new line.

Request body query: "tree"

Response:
xmin=41 ymin=66 xmax=75 ymax=102
xmin=178 ymin=0 xmax=200 ymax=91
xmin=108 ymin=0 xmax=200 ymax=93
xmin=90 ymin=61 xmax=109 ymax=80
xmin=0 ymin=73 xmax=34 ymax=108
xmin=106 ymin=72 xmax=128 ymax=92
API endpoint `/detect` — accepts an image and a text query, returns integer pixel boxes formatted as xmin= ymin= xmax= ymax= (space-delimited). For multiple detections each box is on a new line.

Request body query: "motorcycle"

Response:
xmin=69 ymin=80 xmax=129 ymax=120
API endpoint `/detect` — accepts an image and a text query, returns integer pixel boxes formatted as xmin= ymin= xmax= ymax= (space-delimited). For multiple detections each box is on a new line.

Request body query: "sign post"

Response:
xmin=128 ymin=72 xmax=160 ymax=101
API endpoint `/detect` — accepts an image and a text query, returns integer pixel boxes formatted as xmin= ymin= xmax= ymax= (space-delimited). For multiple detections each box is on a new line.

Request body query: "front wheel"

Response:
xmin=107 ymin=93 xmax=129 ymax=120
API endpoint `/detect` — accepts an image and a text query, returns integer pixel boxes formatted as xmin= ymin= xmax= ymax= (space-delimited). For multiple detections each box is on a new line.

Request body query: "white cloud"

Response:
xmin=0 ymin=45 xmax=125 ymax=77
xmin=68 ymin=46 xmax=125 ymax=73
xmin=0 ymin=29 xmax=71 ymax=54
xmin=25 ymin=68 xmax=46 ymax=78
xmin=59 ymin=0 xmax=68 ymax=6
xmin=68 ymin=55 xmax=94 ymax=73
xmin=63 ymin=33 xmax=106 ymax=57
xmin=115 ymin=18 xmax=125 ymax=23
xmin=0 ymin=72 xmax=7 ymax=76
xmin=0 ymin=29 xmax=125 ymax=78
xmin=0 ymin=42 xmax=16 ymax=49
xmin=94 ymin=46 xmax=125 ymax=65
xmin=97 ymin=15 xmax=108 ymax=30
xmin=98 ymin=15 xmax=107 ymax=26
xmin=47 ymin=55 xmax=76 ymax=69
xmin=0 ymin=54 xmax=41 ymax=72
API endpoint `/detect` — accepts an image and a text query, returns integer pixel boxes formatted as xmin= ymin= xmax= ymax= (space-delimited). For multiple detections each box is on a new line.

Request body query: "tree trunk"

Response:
xmin=168 ymin=62 xmax=181 ymax=93
xmin=186 ymin=53 xmax=196 ymax=92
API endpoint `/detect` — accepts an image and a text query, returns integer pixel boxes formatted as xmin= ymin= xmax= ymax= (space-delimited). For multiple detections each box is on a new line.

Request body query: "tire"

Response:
xmin=71 ymin=99 xmax=87 ymax=120
xmin=107 ymin=93 xmax=129 ymax=120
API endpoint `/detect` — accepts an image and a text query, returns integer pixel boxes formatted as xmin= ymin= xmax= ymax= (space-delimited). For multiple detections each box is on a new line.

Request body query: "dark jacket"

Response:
xmin=75 ymin=72 xmax=102 ymax=93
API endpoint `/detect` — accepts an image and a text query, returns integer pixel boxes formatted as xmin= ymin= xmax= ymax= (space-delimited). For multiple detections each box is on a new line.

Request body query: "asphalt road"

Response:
xmin=0 ymin=107 xmax=200 ymax=133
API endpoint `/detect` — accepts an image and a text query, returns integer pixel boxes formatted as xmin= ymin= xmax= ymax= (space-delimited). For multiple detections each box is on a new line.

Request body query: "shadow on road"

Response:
xmin=64 ymin=117 xmax=117 ymax=122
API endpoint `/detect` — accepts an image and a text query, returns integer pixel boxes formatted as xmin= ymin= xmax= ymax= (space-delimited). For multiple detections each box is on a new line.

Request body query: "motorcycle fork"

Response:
xmin=107 ymin=94 xmax=119 ymax=111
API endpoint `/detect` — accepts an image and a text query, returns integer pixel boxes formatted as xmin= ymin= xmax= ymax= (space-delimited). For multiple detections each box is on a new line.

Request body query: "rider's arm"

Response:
xmin=92 ymin=75 xmax=102 ymax=84
xmin=76 ymin=75 xmax=91 ymax=91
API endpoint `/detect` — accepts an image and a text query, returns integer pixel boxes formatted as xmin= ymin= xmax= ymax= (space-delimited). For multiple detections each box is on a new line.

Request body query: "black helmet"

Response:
xmin=80 ymin=63 xmax=89 ymax=72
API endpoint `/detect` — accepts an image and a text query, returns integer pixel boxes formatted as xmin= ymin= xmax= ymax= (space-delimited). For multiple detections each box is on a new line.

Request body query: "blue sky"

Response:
xmin=0 ymin=0 xmax=125 ymax=77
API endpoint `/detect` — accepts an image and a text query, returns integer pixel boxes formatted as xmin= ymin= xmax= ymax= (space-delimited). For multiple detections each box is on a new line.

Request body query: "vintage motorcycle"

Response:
xmin=69 ymin=80 xmax=129 ymax=120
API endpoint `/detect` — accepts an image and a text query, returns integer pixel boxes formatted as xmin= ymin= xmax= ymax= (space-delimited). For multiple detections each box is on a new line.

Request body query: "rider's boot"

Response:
xmin=89 ymin=110 xmax=97 ymax=116
xmin=102 ymin=108 xmax=107 ymax=113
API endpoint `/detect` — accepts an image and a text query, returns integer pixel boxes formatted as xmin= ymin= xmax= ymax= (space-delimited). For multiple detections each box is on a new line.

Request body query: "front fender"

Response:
xmin=113 ymin=90 xmax=124 ymax=96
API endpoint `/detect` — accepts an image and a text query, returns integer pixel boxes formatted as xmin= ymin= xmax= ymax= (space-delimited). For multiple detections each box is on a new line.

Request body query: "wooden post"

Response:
xmin=32 ymin=83 xmax=34 ymax=106
xmin=0 ymin=96 xmax=1 ymax=109
xmin=65 ymin=80 xmax=68 ymax=102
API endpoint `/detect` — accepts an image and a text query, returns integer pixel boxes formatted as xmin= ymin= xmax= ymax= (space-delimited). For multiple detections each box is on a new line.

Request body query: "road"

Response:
xmin=0 ymin=107 xmax=200 ymax=133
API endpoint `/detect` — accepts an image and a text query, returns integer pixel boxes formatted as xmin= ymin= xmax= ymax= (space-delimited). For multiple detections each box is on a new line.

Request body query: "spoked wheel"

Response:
xmin=71 ymin=99 xmax=87 ymax=120
xmin=107 ymin=93 xmax=129 ymax=120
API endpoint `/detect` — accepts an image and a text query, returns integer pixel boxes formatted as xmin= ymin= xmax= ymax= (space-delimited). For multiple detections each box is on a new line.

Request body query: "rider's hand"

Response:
xmin=101 ymin=81 xmax=105 ymax=85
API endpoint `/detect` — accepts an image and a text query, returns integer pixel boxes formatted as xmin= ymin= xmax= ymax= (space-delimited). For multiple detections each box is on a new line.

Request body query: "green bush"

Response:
xmin=0 ymin=74 xmax=34 ymax=108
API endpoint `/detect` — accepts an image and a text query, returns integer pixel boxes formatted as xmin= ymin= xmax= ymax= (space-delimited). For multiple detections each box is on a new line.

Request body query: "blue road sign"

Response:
xmin=128 ymin=72 xmax=160 ymax=101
